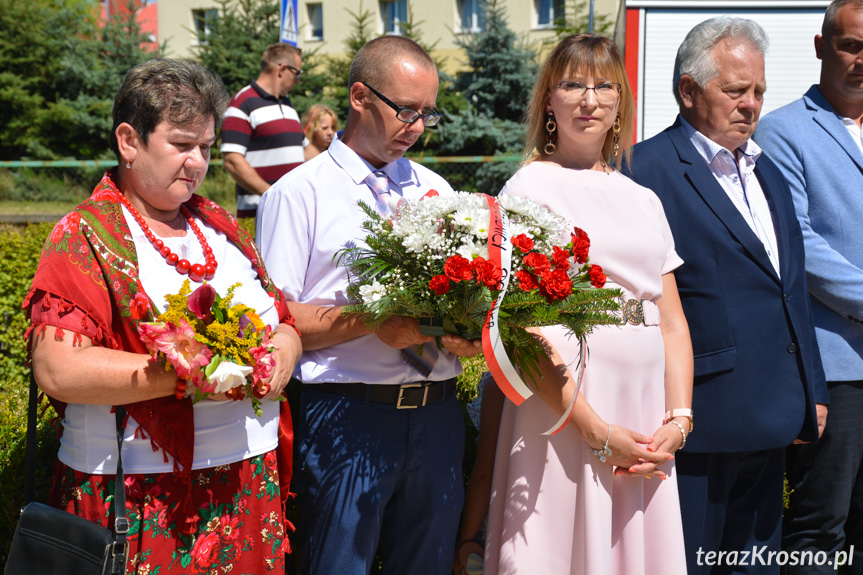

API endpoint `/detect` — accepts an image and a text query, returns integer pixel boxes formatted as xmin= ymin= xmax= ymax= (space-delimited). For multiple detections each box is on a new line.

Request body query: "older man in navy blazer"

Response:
xmin=624 ymin=17 xmax=828 ymax=574
xmin=756 ymin=1 xmax=863 ymax=571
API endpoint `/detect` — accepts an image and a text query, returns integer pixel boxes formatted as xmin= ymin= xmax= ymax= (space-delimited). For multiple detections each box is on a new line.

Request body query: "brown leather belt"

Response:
xmin=312 ymin=378 xmax=458 ymax=409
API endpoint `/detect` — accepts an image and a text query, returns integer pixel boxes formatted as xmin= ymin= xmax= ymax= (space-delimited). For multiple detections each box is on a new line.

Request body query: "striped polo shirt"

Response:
xmin=220 ymin=81 xmax=307 ymax=214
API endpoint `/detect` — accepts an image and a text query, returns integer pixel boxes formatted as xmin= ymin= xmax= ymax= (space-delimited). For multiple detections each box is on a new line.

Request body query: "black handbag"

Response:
xmin=4 ymin=374 xmax=129 ymax=575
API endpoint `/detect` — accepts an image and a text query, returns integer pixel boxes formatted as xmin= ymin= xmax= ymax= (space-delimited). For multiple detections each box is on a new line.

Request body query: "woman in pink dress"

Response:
xmin=484 ymin=34 xmax=693 ymax=575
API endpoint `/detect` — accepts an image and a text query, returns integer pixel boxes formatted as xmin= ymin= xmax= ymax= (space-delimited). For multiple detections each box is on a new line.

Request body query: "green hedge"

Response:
xmin=0 ymin=218 xmax=486 ymax=570
xmin=0 ymin=222 xmax=59 ymax=566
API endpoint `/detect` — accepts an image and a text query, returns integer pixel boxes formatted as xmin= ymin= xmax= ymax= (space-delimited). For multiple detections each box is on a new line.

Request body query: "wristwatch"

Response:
xmin=664 ymin=408 xmax=693 ymax=433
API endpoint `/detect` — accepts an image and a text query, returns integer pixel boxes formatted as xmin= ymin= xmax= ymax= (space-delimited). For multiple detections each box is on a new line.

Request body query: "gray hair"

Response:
xmin=672 ymin=17 xmax=769 ymax=106
xmin=823 ymin=0 xmax=863 ymax=38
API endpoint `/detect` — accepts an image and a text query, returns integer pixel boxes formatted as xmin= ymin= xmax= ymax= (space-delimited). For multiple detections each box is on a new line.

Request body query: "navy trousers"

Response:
xmin=677 ymin=448 xmax=785 ymax=575
xmin=295 ymin=385 xmax=465 ymax=575
xmin=783 ymin=382 xmax=863 ymax=575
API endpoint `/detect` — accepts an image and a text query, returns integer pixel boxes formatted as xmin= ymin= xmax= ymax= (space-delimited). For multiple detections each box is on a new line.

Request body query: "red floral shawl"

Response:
xmin=23 ymin=170 xmax=296 ymax=512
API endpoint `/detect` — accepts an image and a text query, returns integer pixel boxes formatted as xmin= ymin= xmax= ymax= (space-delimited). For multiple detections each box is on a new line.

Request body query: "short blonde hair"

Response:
xmin=524 ymin=34 xmax=635 ymax=169
xmin=301 ymin=104 xmax=339 ymax=139
xmin=349 ymin=36 xmax=436 ymax=92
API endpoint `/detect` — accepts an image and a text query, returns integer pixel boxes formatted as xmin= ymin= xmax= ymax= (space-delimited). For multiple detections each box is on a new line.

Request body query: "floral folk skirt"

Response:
xmin=49 ymin=450 xmax=287 ymax=574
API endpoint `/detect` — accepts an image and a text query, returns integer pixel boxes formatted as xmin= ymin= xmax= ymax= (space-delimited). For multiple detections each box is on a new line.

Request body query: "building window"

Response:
xmin=458 ymin=0 xmax=485 ymax=33
xmin=535 ymin=0 xmax=564 ymax=27
xmin=380 ymin=0 xmax=407 ymax=35
xmin=193 ymin=8 xmax=219 ymax=44
xmin=307 ymin=3 xmax=323 ymax=40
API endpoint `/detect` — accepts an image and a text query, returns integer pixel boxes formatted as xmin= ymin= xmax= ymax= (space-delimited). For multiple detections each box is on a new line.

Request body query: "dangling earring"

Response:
xmin=125 ymin=162 xmax=132 ymax=169
xmin=544 ymin=112 xmax=557 ymax=155
xmin=612 ymin=114 xmax=621 ymax=158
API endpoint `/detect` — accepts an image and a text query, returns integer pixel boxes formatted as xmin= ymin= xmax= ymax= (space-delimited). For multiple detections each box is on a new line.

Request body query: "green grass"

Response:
xmin=0 ymin=201 xmax=78 ymax=216
xmin=0 ymin=166 xmax=238 ymax=218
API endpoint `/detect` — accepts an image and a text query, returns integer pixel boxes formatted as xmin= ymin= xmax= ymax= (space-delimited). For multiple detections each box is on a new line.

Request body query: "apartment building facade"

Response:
xmin=159 ymin=0 xmax=621 ymax=74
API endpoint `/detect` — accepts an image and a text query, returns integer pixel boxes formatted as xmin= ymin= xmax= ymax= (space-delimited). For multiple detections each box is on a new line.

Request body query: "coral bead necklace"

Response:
xmin=118 ymin=192 xmax=217 ymax=282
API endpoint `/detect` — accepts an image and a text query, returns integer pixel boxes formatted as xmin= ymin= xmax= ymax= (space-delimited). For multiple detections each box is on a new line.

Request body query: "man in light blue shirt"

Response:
xmin=756 ymin=1 xmax=863 ymax=571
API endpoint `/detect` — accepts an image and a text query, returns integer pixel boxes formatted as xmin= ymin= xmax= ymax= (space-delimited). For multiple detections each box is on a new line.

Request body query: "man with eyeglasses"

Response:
xmin=624 ymin=17 xmax=827 ymax=574
xmin=221 ymin=42 xmax=306 ymax=218
xmin=256 ymin=36 xmax=480 ymax=574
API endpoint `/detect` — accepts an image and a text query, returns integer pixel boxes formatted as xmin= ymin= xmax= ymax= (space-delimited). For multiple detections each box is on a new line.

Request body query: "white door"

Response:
xmin=638 ymin=7 xmax=825 ymax=141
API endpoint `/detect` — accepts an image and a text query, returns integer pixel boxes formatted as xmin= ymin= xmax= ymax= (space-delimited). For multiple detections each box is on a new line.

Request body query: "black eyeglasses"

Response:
xmin=361 ymin=82 xmax=442 ymax=127
xmin=282 ymin=63 xmax=303 ymax=78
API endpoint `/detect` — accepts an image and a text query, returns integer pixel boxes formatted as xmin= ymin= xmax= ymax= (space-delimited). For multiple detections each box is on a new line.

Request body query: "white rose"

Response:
xmin=208 ymin=361 xmax=253 ymax=393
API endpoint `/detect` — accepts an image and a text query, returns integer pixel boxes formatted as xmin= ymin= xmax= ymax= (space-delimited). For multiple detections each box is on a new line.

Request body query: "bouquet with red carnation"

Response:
xmin=338 ymin=191 xmax=622 ymax=396
xmin=138 ymin=280 xmax=278 ymax=416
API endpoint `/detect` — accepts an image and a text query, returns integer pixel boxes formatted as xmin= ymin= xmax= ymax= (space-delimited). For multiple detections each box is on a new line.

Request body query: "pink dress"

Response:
xmin=484 ymin=162 xmax=688 ymax=575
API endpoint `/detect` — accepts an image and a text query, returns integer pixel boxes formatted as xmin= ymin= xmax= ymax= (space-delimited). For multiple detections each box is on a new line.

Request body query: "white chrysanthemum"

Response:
xmin=402 ymin=220 xmax=442 ymax=253
xmin=416 ymin=194 xmax=460 ymax=220
xmin=508 ymin=221 xmax=534 ymax=239
xmin=451 ymin=206 xmax=491 ymax=237
xmin=497 ymin=194 xmax=536 ymax=216
xmin=359 ymin=280 xmax=387 ymax=304
xmin=454 ymin=190 xmax=481 ymax=203
xmin=456 ymin=240 xmax=489 ymax=260
xmin=450 ymin=205 xmax=481 ymax=227
xmin=366 ymin=192 xmax=569 ymax=274
xmin=402 ymin=235 xmax=425 ymax=253
xmin=527 ymin=204 xmax=566 ymax=233
xmin=390 ymin=217 xmax=412 ymax=238
xmin=392 ymin=196 xmax=456 ymax=237
xmin=498 ymin=194 xmax=568 ymax=237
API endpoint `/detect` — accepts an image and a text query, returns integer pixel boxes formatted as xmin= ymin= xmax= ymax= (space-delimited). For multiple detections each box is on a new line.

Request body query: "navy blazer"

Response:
xmin=623 ymin=118 xmax=827 ymax=453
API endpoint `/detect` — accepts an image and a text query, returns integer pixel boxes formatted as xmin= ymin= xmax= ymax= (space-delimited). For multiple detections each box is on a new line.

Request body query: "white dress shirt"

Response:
xmin=840 ymin=115 xmax=863 ymax=155
xmin=257 ymin=137 xmax=463 ymax=385
xmin=681 ymin=117 xmax=781 ymax=276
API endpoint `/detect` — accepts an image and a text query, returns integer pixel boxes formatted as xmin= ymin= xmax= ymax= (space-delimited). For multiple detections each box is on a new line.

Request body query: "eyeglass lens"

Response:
xmin=363 ymin=82 xmax=441 ymax=126
xmin=557 ymin=81 xmax=621 ymax=103
xmin=397 ymin=109 xmax=442 ymax=127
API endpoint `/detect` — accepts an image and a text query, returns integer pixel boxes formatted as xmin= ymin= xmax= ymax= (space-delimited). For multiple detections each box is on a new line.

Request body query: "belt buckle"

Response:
xmin=115 ymin=517 xmax=130 ymax=534
xmin=622 ymin=298 xmax=645 ymax=326
xmin=397 ymin=383 xmax=428 ymax=409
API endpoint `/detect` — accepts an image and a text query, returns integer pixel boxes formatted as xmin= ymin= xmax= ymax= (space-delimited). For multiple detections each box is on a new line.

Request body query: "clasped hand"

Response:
xmin=260 ymin=325 xmax=303 ymax=400
xmin=601 ymin=424 xmax=675 ymax=480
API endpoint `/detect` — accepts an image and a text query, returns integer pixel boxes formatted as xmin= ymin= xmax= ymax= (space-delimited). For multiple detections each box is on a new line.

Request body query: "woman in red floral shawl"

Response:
xmin=24 ymin=59 xmax=302 ymax=574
